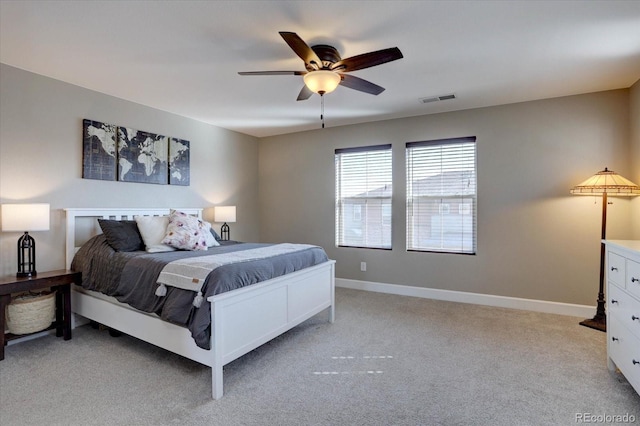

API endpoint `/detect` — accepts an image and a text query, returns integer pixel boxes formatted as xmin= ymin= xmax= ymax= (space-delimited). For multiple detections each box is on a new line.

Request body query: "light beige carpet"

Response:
xmin=1 ymin=288 xmax=639 ymax=425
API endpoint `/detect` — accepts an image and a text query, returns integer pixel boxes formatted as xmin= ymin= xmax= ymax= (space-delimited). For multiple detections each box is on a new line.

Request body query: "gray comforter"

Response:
xmin=71 ymin=235 xmax=329 ymax=349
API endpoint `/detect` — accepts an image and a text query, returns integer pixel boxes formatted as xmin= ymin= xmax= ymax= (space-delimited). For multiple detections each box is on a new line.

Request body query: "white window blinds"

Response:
xmin=406 ymin=137 xmax=476 ymax=254
xmin=335 ymin=145 xmax=392 ymax=249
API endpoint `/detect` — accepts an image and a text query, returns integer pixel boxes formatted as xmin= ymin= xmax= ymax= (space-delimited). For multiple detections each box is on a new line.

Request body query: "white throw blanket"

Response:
xmin=155 ymin=243 xmax=317 ymax=307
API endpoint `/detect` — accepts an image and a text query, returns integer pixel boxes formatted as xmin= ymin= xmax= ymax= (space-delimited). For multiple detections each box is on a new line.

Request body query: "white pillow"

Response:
xmin=204 ymin=221 xmax=220 ymax=247
xmin=134 ymin=216 xmax=176 ymax=253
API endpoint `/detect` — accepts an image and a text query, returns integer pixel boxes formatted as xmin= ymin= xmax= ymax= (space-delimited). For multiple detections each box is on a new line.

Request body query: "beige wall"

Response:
xmin=1 ymin=63 xmax=635 ymax=307
xmin=258 ymin=90 xmax=634 ymax=306
xmin=0 ymin=64 xmax=260 ymax=276
xmin=630 ymin=79 xmax=640 ymax=239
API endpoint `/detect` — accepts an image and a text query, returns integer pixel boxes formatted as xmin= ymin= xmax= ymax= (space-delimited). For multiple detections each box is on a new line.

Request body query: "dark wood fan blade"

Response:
xmin=238 ymin=71 xmax=305 ymax=76
xmin=297 ymin=85 xmax=313 ymax=101
xmin=279 ymin=32 xmax=323 ymax=68
xmin=332 ymin=47 xmax=403 ymax=72
xmin=339 ymin=74 xmax=385 ymax=95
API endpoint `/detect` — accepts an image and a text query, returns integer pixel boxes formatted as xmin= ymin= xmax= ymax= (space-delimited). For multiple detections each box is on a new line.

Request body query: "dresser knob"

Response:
xmin=611 ymin=267 xmax=618 ymax=272
xmin=632 ymin=315 xmax=640 ymax=321
xmin=612 ymin=337 xmax=619 ymax=342
xmin=611 ymin=299 xmax=618 ymax=304
xmin=632 ymin=277 xmax=639 ymax=283
xmin=634 ymin=360 xmax=640 ymax=366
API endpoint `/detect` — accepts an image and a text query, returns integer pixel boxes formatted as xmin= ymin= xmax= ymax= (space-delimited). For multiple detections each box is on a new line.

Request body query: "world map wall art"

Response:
xmin=82 ymin=119 xmax=190 ymax=186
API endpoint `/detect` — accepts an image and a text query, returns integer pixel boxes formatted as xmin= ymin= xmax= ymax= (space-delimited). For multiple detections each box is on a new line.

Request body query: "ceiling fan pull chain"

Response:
xmin=321 ymin=94 xmax=325 ymax=128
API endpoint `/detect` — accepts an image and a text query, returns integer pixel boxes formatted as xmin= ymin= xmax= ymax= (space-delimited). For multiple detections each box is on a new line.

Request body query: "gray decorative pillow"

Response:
xmin=98 ymin=219 xmax=145 ymax=252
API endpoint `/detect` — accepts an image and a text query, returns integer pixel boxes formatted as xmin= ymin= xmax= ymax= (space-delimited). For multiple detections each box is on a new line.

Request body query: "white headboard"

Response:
xmin=64 ymin=208 xmax=203 ymax=269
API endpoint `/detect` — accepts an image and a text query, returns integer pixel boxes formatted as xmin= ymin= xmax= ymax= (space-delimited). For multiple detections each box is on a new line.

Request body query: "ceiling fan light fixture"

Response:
xmin=303 ymin=70 xmax=341 ymax=95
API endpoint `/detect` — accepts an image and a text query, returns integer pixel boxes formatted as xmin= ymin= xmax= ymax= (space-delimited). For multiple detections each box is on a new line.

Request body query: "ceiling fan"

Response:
xmin=239 ymin=32 xmax=403 ymax=101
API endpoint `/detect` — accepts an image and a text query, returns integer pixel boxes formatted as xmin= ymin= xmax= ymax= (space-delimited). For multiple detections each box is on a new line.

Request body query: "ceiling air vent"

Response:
xmin=419 ymin=93 xmax=456 ymax=104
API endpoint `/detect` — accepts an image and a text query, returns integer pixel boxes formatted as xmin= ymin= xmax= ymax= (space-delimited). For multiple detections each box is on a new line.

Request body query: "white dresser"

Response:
xmin=605 ymin=239 xmax=640 ymax=395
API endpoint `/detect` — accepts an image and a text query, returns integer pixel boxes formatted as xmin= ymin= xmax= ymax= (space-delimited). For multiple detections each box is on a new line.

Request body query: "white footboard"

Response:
xmin=209 ymin=261 xmax=335 ymax=398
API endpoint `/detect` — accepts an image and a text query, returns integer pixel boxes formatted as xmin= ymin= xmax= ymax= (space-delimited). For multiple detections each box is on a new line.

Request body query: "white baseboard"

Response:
xmin=336 ymin=278 xmax=595 ymax=318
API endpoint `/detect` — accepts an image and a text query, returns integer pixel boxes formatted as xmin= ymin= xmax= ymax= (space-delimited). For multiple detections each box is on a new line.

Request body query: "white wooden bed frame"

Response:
xmin=64 ymin=208 xmax=335 ymax=399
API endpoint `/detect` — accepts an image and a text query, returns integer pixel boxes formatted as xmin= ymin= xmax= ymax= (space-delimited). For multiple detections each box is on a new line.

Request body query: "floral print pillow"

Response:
xmin=162 ymin=210 xmax=211 ymax=251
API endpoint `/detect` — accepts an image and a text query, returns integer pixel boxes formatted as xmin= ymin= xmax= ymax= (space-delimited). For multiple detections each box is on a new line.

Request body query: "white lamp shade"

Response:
xmin=215 ymin=206 xmax=236 ymax=223
xmin=303 ymin=70 xmax=341 ymax=94
xmin=1 ymin=203 xmax=50 ymax=232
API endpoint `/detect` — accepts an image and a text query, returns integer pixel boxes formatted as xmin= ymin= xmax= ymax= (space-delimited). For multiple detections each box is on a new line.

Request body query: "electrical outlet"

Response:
xmin=360 ymin=262 xmax=367 ymax=272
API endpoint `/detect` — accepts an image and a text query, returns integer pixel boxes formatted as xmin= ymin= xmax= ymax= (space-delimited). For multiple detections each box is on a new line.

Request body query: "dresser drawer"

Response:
xmin=608 ymin=283 xmax=640 ymax=341
xmin=627 ymin=258 xmax=640 ymax=299
xmin=609 ymin=315 xmax=640 ymax=393
xmin=608 ymin=252 xmax=626 ymax=286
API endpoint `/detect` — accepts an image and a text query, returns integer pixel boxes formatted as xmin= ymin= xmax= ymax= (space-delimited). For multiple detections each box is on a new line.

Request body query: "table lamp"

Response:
xmin=1 ymin=203 xmax=51 ymax=277
xmin=215 ymin=206 xmax=236 ymax=241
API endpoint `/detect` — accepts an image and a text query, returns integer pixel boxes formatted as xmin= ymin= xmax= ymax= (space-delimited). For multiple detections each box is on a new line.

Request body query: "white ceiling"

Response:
xmin=1 ymin=1 xmax=639 ymax=138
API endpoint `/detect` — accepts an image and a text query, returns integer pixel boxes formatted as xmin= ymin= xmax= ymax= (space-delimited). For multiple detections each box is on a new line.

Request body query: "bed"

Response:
xmin=64 ymin=208 xmax=335 ymax=399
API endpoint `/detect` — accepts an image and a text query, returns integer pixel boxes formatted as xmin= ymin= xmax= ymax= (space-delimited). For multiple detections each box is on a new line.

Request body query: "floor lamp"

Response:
xmin=570 ymin=168 xmax=640 ymax=332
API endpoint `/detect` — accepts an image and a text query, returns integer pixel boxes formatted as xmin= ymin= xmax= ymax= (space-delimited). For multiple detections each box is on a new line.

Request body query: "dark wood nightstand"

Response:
xmin=0 ymin=269 xmax=81 ymax=360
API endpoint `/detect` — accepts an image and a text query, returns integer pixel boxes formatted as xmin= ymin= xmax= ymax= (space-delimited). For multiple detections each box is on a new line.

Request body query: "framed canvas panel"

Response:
xmin=82 ymin=119 xmax=117 ymax=181
xmin=169 ymin=138 xmax=190 ymax=186
xmin=117 ymin=127 xmax=168 ymax=185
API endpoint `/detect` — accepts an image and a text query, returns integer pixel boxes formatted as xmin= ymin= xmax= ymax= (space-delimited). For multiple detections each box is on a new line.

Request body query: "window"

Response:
xmin=335 ymin=144 xmax=392 ymax=249
xmin=406 ymin=137 xmax=476 ymax=254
